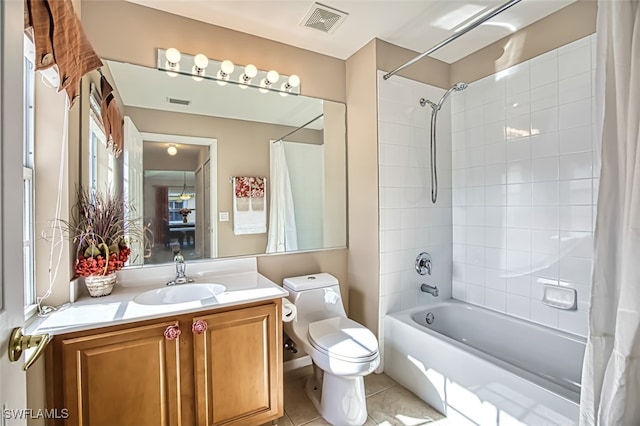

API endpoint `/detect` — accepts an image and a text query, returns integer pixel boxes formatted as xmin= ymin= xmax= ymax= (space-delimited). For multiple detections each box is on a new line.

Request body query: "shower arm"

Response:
xmin=383 ymin=0 xmax=522 ymax=80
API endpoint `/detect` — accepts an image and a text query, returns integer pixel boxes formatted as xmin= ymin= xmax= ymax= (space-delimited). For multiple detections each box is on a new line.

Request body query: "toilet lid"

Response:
xmin=307 ymin=317 xmax=379 ymax=362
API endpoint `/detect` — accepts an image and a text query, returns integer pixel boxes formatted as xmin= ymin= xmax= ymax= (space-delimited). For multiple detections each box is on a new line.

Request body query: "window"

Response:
xmin=23 ymin=46 xmax=36 ymax=315
xmin=88 ymin=91 xmax=111 ymax=193
xmin=169 ymin=200 xmax=186 ymax=223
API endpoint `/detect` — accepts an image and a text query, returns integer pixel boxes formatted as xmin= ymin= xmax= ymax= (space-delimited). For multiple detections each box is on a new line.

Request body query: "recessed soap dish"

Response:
xmin=542 ymin=285 xmax=577 ymax=310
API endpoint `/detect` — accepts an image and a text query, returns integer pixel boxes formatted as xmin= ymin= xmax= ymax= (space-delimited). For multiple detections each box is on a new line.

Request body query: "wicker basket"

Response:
xmin=84 ymin=273 xmax=117 ymax=297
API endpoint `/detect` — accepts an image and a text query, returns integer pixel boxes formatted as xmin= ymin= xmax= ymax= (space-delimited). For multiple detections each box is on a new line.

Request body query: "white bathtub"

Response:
xmin=384 ymin=300 xmax=586 ymax=426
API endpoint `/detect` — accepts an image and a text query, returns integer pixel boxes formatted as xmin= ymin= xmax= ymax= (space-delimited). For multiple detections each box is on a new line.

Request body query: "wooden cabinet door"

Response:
xmin=60 ymin=321 xmax=182 ymax=426
xmin=193 ymin=303 xmax=283 ymax=426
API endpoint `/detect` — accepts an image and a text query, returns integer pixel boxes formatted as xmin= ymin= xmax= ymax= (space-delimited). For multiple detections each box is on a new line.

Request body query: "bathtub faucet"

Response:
xmin=420 ymin=284 xmax=439 ymax=297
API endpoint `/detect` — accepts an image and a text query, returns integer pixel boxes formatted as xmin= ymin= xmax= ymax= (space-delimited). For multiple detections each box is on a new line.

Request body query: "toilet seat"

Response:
xmin=307 ymin=317 xmax=379 ymax=363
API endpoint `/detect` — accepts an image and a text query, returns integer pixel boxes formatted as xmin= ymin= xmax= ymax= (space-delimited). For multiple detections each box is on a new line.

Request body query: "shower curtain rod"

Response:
xmin=383 ymin=0 xmax=522 ymax=80
xmin=272 ymin=114 xmax=324 ymax=143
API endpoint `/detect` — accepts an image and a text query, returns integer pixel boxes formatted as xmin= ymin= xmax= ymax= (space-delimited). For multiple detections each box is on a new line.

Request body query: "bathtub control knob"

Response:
xmin=416 ymin=252 xmax=432 ymax=275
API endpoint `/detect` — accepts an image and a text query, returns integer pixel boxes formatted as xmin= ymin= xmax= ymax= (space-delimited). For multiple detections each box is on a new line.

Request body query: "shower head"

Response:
xmin=420 ymin=82 xmax=469 ymax=111
xmin=453 ymin=82 xmax=468 ymax=91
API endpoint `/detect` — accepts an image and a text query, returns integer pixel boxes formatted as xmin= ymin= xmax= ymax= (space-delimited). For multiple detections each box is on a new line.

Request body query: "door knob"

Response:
xmin=8 ymin=327 xmax=52 ymax=371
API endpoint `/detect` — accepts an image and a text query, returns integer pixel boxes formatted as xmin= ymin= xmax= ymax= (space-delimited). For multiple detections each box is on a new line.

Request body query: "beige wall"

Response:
xmin=322 ymin=102 xmax=347 ymax=248
xmin=451 ymin=0 xmax=597 ymax=84
xmin=345 ymin=40 xmax=380 ymax=334
xmin=376 ymin=39 xmax=450 ymax=89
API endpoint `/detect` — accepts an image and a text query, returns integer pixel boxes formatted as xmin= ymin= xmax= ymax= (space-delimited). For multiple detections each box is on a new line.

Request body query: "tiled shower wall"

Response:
xmin=377 ymin=71 xmax=453 ymax=350
xmin=450 ymin=35 xmax=598 ymax=336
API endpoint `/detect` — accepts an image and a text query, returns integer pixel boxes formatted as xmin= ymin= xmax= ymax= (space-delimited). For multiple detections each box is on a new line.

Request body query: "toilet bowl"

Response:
xmin=283 ymin=273 xmax=380 ymax=426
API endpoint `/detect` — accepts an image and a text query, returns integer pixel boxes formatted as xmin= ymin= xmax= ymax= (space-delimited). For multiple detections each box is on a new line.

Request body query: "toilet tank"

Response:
xmin=283 ymin=273 xmax=347 ymax=322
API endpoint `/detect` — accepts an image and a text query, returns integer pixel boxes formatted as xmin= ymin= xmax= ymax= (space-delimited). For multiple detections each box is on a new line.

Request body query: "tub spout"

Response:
xmin=420 ymin=284 xmax=438 ymax=297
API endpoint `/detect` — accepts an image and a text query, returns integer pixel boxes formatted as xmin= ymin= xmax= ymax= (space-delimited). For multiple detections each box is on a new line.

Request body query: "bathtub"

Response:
xmin=384 ymin=300 xmax=586 ymax=426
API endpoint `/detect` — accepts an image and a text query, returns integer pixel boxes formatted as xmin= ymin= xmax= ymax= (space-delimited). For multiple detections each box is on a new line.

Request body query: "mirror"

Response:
xmin=81 ymin=59 xmax=346 ymax=266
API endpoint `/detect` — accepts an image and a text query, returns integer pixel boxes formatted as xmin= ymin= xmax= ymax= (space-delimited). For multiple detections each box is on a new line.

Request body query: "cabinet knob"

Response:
xmin=164 ymin=324 xmax=181 ymax=340
xmin=192 ymin=320 xmax=208 ymax=334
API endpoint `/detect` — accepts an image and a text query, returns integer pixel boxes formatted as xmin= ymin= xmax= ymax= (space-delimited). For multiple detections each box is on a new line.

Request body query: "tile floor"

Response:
xmin=276 ymin=365 xmax=448 ymax=426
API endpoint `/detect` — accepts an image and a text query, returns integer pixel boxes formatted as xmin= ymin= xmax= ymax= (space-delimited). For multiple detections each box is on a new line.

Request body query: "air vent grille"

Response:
xmin=301 ymin=2 xmax=348 ymax=34
xmin=167 ymin=97 xmax=191 ymax=106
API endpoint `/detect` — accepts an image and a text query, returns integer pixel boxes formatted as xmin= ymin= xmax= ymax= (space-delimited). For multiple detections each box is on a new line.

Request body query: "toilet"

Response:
xmin=283 ymin=273 xmax=380 ymax=426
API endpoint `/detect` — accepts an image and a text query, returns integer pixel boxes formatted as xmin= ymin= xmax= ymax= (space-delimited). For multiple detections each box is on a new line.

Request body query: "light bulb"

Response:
xmin=221 ymin=60 xmax=235 ymax=75
xmin=244 ymin=64 xmax=257 ymax=79
xmin=287 ymin=74 xmax=300 ymax=88
xmin=165 ymin=48 xmax=181 ymax=65
xmin=194 ymin=54 xmax=209 ymax=70
xmin=167 ymin=145 xmax=177 ymax=156
xmin=239 ymin=64 xmax=258 ymax=86
xmin=266 ymin=70 xmax=279 ymax=84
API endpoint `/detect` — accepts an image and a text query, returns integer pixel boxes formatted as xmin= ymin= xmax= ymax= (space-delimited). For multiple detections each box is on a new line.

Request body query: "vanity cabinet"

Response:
xmin=45 ymin=300 xmax=283 ymax=426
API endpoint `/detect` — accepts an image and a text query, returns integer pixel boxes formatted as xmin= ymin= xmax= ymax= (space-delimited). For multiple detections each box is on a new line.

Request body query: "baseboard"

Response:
xmin=283 ymin=355 xmax=312 ymax=373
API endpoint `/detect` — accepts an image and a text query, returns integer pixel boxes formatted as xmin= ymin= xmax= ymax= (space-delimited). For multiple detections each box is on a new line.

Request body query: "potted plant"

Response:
xmin=64 ymin=187 xmax=140 ymax=297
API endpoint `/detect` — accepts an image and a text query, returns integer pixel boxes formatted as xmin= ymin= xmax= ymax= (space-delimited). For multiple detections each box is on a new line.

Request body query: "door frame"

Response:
xmin=1 ymin=0 xmax=29 ymax=421
xmin=140 ymin=132 xmax=218 ymax=258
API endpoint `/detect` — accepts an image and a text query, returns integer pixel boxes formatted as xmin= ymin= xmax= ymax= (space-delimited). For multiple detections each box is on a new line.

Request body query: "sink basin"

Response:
xmin=133 ymin=283 xmax=226 ymax=305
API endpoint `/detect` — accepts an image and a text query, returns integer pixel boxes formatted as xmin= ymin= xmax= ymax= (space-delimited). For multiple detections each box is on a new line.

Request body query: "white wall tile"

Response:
xmin=559 ymin=179 xmax=592 ymax=205
xmin=506 ymin=294 xmax=531 ymax=319
xmin=507 ymin=159 xmax=532 ymax=183
xmin=532 ymin=206 xmax=560 ymax=230
xmin=532 ymin=181 xmax=559 ymax=206
xmin=531 ymin=107 xmax=559 ymax=135
xmin=559 ymin=98 xmax=592 ymax=130
xmin=559 ymin=125 xmax=592 ymax=155
xmin=505 ymin=62 xmax=530 ymax=95
xmin=485 ymin=247 xmax=507 ymax=270
xmin=531 ymin=82 xmax=558 ymax=112
xmin=507 ymin=139 xmax=532 ymax=163
xmin=559 ymin=206 xmax=593 ymax=232
xmin=559 ymin=152 xmax=593 ymax=180
xmin=531 ymin=56 xmax=559 ymax=89
xmin=507 ymin=183 xmax=532 ymax=206
xmin=531 ymin=132 xmax=560 ymax=159
xmin=559 ymin=44 xmax=591 ymax=80
xmin=559 ymin=72 xmax=592 ymax=105
xmin=485 ymin=289 xmax=507 ymax=312
xmin=442 ymin=41 xmax=595 ymax=336
xmin=507 ymin=206 xmax=532 ymax=229
xmin=532 ymin=157 xmax=560 ymax=182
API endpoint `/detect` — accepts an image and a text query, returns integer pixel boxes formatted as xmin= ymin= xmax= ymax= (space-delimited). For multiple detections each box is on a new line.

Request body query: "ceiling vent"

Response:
xmin=167 ymin=97 xmax=191 ymax=106
xmin=300 ymin=2 xmax=348 ymax=34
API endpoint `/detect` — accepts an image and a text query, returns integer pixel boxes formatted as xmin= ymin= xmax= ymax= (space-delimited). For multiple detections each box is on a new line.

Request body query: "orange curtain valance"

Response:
xmin=25 ymin=0 xmax=103 ymax=108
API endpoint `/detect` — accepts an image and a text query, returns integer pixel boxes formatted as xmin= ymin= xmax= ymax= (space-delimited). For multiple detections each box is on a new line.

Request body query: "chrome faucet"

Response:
xmin=167 ymin=253 xmax=194 ymax=285
xmin=420 ymin=283 xmax=439 ymax=297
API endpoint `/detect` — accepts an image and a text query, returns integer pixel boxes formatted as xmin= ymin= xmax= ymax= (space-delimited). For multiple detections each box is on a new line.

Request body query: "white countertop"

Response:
xmin=27 ymin=257 xmax=288 ymax=336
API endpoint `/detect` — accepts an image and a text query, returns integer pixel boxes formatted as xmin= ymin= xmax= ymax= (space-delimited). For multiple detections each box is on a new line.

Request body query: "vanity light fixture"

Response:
xmin=165 ymin=48 xmax=181 ymax=77
xmin=156 ymin=49 xmax=301 ymax=95
xmin=167 ymin=144 xmax=177 ymax=156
